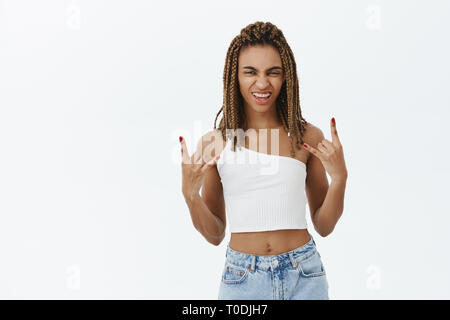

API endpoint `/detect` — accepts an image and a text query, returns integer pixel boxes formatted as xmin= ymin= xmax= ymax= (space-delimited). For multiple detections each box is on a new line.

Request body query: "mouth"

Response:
xmin=251 ymin=91 xmax=272 ymax=104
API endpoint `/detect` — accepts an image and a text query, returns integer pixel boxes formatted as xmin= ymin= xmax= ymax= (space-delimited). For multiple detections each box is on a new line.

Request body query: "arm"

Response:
xmin=184 ymin=192 xmax=225 ymax=246
xmin=181 ymin=130 xmax=226 ymax=246
xmin=304 ymin=123 xmax=347 ymax=237
xmin=313 ymin=178 xmax=347 ymax=237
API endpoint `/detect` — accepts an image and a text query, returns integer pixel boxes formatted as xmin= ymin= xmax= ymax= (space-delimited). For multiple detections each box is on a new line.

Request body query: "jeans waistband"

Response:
xmin=225 ymin=233 xmax=317 ymax=272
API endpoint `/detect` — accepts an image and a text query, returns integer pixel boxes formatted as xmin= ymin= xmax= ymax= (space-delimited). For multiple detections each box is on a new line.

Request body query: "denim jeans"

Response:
xmin=218 ymin=234 xmax=329 ymax=300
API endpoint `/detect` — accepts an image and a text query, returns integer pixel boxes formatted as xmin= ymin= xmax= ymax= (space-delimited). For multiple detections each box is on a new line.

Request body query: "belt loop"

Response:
xmin=289 ymin=252 xmax=297 ymax=269
xmin=251 ymin=256 xmax=256 ymax=272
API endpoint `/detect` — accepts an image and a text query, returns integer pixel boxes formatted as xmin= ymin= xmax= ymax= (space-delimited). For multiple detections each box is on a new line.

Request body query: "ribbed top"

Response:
xmin=217 ymin=139 xmax=308 ymax=233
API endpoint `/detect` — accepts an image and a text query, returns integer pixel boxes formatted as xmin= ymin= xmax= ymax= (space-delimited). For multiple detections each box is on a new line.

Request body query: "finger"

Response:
xmin=200 ymin=154 xmax=207 ymax=167
xmin=330 ymin=117 xmax=341 ymax=146
xmin=190 ymin=151 xmax=202 ymax=165
xmin=201 ymin=154 xmax=220 ymax=173
xmin=302 ymin=142 xmax=323 ymax=159
xmin=180 ymin=136 xmax=191 ymax=164
xmin=192 ymin=149 xmax=203 ymax=165
xmin=321 ymin=139 xmax=334 ymax=152
xmin=317 ymin=142 xmax=328 ymax=154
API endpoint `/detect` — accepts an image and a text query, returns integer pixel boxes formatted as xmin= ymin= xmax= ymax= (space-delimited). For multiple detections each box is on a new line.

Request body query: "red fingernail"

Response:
xmin=331 ymin=117 xmax=335 ymax=124
xmin=303 ymin=144 xmax=308 ymax=148
xmin=179 ymin=136 xmax=183 ymax=142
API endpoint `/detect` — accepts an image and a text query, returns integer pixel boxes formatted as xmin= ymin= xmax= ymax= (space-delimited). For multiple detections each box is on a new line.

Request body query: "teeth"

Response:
xmin=253 ymin=92 xmax=271 ymax=98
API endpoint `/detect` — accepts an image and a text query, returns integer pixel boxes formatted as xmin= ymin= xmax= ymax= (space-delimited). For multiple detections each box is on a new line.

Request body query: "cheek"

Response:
xmin=274 ymin=79 xmax=285 ymax=92
xmin=275 ymin=77 xmax=284 ymax=86
xmin=238 ymin=77 xmax=251 ymax=86
xmin=238 ymin=80 xmax=251 ymax=93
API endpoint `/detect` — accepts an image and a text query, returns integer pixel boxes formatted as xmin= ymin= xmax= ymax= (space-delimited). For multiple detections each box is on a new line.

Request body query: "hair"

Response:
xmin=213 ymin=21 xmax=308 ymax=158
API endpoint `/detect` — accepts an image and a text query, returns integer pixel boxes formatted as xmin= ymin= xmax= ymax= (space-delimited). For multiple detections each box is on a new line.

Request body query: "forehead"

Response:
xmin=238 ymin=45 xmax=282 ymax=68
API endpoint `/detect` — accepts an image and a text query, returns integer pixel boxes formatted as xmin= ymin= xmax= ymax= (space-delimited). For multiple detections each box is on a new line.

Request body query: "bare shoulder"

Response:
xmin=301 ymin=122 xmax=325 ymax=161
xmin=195 ymin=129 xmax=227 ymax=162
xmin=302 ymin=122 xmax=325 ymax=147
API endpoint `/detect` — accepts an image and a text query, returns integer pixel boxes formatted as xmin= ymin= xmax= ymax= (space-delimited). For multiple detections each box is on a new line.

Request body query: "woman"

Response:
xmin=180 ymin=21 xmax=348 ymax=300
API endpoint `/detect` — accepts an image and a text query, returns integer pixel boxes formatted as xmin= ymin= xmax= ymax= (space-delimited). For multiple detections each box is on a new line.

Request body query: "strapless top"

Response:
xmin=216 ymin=139 xmax=308 ymax=233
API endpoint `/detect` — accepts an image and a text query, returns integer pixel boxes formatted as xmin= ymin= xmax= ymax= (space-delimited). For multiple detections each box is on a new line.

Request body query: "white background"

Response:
xmin=0 ymin=0 xmax=449 ymax=299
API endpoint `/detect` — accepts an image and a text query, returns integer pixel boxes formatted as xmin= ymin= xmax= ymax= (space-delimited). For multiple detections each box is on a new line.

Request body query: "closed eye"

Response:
xmin=245 ymin=71 xmax=280 ymax=75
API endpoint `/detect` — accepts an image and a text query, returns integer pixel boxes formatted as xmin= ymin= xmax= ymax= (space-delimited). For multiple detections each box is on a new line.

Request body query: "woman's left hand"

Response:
xmin=303 ymin=117 xmax=348 ymax=183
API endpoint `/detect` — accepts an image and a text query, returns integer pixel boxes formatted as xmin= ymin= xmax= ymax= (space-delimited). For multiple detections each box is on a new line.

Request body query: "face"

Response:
xmin=237 ymin=44 xmax=285 ymax=114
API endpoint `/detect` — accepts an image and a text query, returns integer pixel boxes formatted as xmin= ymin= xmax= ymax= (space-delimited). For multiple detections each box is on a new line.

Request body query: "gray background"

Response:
xmin=0 ymin=0 xmax=449 ymax=299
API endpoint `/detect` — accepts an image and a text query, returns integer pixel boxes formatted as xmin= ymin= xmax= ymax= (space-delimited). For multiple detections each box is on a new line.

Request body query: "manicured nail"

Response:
xmin=303 ymin=144 xmax=308 ymax=148
xmin=331 ymin=117 xmax=335 ymax=125
xmin=179 ymin=136 xmax=183 ymax=142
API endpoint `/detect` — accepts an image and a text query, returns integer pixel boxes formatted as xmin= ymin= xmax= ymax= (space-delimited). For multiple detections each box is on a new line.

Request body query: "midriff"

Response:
xmin=229 ymin=228 xmax=311 ymax=256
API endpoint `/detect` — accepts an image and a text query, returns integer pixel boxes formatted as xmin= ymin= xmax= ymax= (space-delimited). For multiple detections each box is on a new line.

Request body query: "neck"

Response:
xmin=243 ymin=103 xmax=282 ymax=131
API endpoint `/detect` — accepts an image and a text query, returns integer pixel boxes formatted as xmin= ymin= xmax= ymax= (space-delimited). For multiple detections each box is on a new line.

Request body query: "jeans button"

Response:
xmin=273 ymin=259 xmax=279 ymax=267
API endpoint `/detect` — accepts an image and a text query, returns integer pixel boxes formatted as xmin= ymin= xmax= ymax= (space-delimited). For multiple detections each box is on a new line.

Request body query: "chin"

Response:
xmin=251 ymin=105 xmax=272 ymax=113
xmin=248 ymin=101 xmax=275 ymax=113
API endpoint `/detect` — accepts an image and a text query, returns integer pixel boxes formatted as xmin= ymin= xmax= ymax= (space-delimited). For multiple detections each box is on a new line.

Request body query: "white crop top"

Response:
xmin=217 ymin=138 xmax=308 ymax=233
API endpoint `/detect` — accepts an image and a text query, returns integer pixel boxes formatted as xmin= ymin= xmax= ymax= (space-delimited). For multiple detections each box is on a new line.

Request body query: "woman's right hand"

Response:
xmin=180 ymin=136 xmax=220 ymax=201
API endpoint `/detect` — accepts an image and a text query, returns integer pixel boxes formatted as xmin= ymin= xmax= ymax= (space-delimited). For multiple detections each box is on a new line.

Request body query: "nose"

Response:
xmin=254 ymin=77 xmax=271 ymax=89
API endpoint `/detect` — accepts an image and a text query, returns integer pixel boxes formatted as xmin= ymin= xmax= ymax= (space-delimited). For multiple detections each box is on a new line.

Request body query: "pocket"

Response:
xmin=221 ymin=261 xmax=249 ymax=284
xmin=296 ymin=250 xmax=326 ymax=278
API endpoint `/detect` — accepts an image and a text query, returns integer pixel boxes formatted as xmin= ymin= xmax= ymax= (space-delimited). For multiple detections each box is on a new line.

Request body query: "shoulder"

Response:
xmin=302 ymin=122 xmax=325 ymax=147
xmin=301 ymin=122 xmax=325 ymax=162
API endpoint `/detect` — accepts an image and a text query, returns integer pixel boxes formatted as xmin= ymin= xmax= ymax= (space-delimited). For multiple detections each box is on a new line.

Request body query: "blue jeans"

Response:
xmin=218 ymin=234 xmax=329 ymax=300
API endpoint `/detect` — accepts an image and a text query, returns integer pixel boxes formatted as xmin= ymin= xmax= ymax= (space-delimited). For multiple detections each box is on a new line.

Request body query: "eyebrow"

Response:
xmin=243 ymin=66 xmax=283 ymax=71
